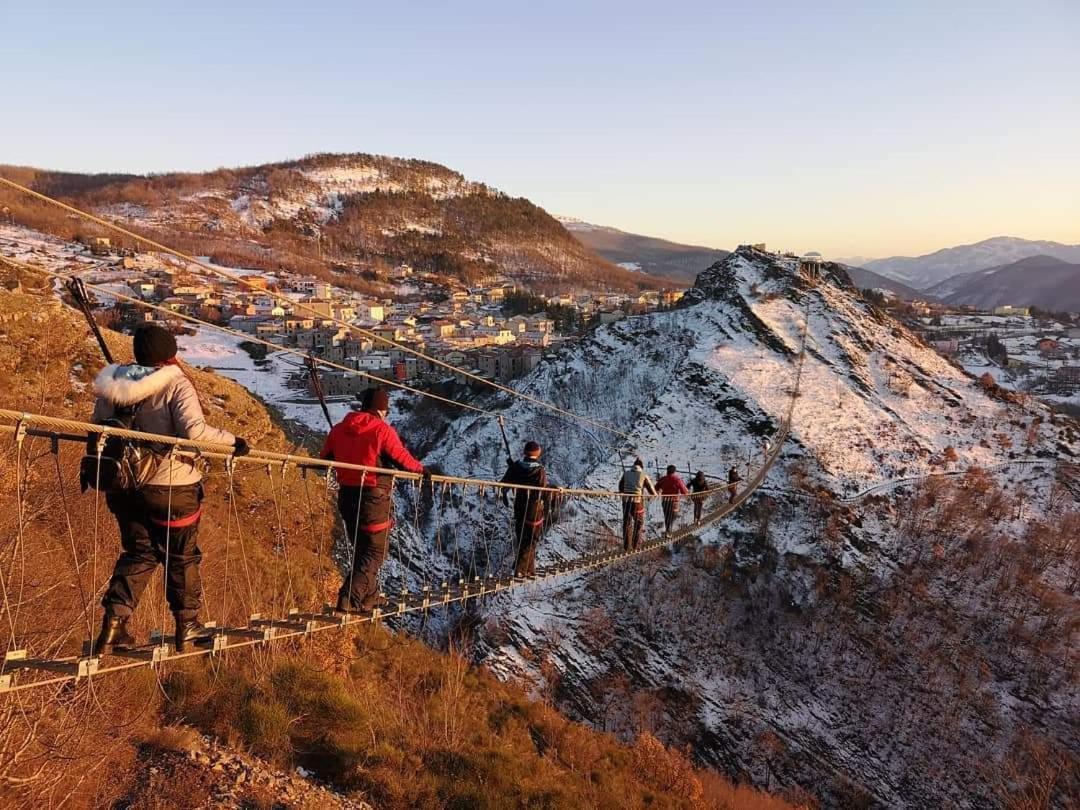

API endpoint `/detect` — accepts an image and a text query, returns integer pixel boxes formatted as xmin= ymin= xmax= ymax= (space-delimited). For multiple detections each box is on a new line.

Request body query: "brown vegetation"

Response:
xmin=165 ymin=629 xmax=797 ymax=810
xmin=1 ymin=154 xmax=673 ymax=294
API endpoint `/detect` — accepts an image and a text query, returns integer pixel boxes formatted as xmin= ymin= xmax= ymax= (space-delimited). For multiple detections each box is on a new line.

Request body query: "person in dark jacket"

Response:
xmin=500 ymin=441 xmax=550 ymax=577
xmin=91 ymin=324 xmax=249 ymax=654
xmin=727 ymin=466 xmax=742 ymax=504
xmin=656 ymin=465 xmax=689 ymax=534
xmin=689 ymin=471 xmax=709 ymax=523
xmin=618 ymin=458 xmax=656 ymax=551
xmin=321 ymin=387 xmax=428 ymax=613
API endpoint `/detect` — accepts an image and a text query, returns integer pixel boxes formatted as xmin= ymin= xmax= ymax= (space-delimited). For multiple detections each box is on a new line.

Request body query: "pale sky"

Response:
xmin=1 ymin=0 xmax=1077 ymax=258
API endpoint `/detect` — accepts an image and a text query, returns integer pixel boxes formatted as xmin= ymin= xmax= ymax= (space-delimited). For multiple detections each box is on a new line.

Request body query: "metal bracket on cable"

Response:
xmin=203 ymin=621 xmax=229 ymax=652
xmin=0 ymin=650 xmax=27 ymax=693
xmin=323 ymin=604 xmax=350 ymax=627
xmin=147 ymin=631 xmax=172 ymax=663
xmin=247 ymin=614 xmax=276 ymax=641
xmin=75 ymin=656 xmax=100 ymax=679
xmin=13 ymin=416 xmax=28 ymax=448
xmin=280 ymin=609 xmax=316 ymax=635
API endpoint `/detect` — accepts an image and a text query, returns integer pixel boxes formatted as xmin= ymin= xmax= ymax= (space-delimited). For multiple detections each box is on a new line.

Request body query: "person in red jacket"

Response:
xmin=321 ymin=387 xmax=428 ymax=613
xmin=656 ymin=465 xmax=689 ymax=534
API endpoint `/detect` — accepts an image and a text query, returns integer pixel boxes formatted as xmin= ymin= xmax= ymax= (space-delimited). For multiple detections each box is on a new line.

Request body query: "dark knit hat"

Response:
xmin=524 ymin=441 xmax=542 ymax=457
xmin=667 ymin=465 xmax=677 ymax=474
xmin=362 ymin=387 xmax=390 ymax=413
xmin=133 ymin=324 xmax=177 ymax=366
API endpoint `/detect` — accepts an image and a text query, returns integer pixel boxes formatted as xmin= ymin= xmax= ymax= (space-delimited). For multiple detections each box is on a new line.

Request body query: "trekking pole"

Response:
xmin=66 ymin=277 xmax=113 ymax=364
xmin=304 ymin=351 xmax=334 ymax=429
xmin=496 ymin=415 xmax=513 ymax=463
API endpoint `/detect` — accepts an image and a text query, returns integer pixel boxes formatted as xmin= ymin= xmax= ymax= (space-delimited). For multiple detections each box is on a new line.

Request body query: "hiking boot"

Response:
xmin=174 ymin=617 xmax=213 ymax=652
xmin=92 ymin=615 xmax=136 ymax=655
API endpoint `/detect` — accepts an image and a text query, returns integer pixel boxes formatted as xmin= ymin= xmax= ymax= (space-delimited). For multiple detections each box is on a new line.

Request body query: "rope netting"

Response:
xmin=0 ymin=401 xmax=795 ymax=694
xmin=0 ymin=176 xmax=810 ymax=693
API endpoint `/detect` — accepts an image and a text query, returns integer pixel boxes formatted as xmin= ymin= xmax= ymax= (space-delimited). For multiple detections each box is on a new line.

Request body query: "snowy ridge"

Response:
xmin=862 ymin=236 xmax=1080 ymax=289
xmin=98 ymin=155 xmax=489 ymax=236
xmin=381 ymin=246 xmax=1075 ymax=808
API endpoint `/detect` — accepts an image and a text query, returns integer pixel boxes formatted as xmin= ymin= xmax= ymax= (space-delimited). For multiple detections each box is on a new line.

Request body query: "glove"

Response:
xmin=233 ymin=437 xmax=250 ymax=457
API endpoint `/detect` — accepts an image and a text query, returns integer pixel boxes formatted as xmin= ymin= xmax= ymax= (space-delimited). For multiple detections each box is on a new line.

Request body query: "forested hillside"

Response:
xmin=0 ymin=154 xmax=671 ymax=294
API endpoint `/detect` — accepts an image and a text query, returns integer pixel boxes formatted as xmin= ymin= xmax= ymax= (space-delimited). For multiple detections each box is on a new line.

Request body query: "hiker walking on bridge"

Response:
xmin=321 ymin=388 xmax=429 ymax=614
xmin=727 ymin=466 xmax=742 ymax=504
xmin=690 ymin=471 xmax=709 ymax=523
xmin=618 ymin=458 xmax=656 ymax=551
xmin=500 ymin=441 xmax=550 ymax=578
xmin=656 ymin=465 xmax=689 ymax=534
xmin=90 ymin=324 xmax=249 ymax=654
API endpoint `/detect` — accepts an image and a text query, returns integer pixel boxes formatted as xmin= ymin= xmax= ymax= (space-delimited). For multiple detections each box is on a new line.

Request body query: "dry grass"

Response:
xmin=165 ymin=626 xmax=798 ymax=810
xmin=0 ymin=275 xmax=334 ymax=805
xmin=138 ymin=724 xmax=202 ymax=755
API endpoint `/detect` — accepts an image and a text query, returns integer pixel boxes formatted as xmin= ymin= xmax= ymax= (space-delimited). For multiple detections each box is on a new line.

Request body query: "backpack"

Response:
xmin=79 ymin=401 xmax=165 ymax=494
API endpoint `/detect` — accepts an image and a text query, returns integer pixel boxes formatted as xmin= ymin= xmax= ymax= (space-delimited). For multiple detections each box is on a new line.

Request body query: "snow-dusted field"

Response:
xmin=176 ymin=329 xmax=358 ymax=434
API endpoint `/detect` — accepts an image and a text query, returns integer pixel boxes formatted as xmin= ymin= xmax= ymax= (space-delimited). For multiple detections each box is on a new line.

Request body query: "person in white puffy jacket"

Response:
xmin=90 ymin=325 xmax=247 ymax=654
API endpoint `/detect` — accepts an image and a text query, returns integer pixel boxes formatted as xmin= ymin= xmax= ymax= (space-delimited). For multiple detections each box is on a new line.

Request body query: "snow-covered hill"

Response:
xmin=1 ymin=155 xmax=666 ymax=293
xmin=862 ymin=236 xmax=1080 ymax=290
xmin=386 ymin=247 xmax=1077 ymax=807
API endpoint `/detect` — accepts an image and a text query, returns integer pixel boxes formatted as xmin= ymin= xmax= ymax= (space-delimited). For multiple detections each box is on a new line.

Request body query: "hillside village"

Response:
xmin=859 ymin=289 xmax=1080 ymax=412
xmin=0 ymin=224 xmax=684 ymax=398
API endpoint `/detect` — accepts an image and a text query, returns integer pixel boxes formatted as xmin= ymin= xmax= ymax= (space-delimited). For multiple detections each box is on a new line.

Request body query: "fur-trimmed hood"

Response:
xmin=93 ymin=363 xmax=185 ymax=407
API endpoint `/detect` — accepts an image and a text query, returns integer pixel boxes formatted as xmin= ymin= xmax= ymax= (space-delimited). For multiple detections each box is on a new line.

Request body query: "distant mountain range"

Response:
xmin=858 ymin=236 xmax=1080 ymax=290
xmin=558 ymin=217 xmax=727 ymax=284
xmin=926 ymin=255 xmax=1080 ymax=312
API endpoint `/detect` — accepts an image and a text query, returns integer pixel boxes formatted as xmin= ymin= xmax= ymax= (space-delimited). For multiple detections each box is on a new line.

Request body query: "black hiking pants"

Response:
xmin=103 ymin=483 xmax=204 ymax=621
xmin=338 ymin=484 xmax=393 ymax=610
xmin=512 ymin=514 xmax=543 ymax=577
xmin=622 ymin=499 xmax=645 ymax=551
xmin=692 ymin=495 xmax=705 ymax=523
xmin=662 ymin=500 xmax=679 ymax=533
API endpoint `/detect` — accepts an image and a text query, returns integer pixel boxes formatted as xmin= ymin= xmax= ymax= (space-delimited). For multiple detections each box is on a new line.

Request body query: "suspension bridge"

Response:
xmin=0 ymin=176 xmax=808 ymax=695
